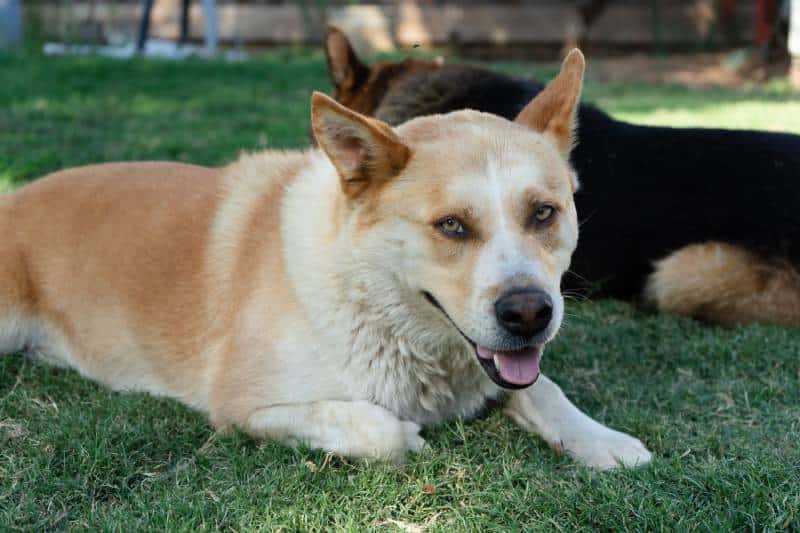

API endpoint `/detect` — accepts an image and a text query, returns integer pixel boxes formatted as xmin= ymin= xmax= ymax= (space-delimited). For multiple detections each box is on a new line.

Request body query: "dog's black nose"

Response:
xmin=495 ymin=288 xmax=553 ymax=337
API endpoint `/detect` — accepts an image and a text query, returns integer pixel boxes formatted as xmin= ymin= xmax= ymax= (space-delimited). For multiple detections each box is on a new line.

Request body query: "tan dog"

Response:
xmin=0 ymin=51 xmax=650 ymax=469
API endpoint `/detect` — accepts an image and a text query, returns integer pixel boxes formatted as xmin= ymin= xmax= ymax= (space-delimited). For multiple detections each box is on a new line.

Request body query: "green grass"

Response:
xmin=2 ymin=49 xmax=800 ymax=530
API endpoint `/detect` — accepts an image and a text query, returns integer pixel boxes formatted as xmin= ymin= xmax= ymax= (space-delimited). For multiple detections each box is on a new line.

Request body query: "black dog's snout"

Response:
xmin=494 ymin=288 xmax=553 ymax=338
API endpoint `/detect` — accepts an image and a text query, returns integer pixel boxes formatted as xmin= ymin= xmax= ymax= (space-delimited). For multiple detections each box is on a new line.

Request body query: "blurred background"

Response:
xmin=0 ymin=1 xmax=798 ymax=190
xmin=2 ymin=0 xmax=799 ymax=85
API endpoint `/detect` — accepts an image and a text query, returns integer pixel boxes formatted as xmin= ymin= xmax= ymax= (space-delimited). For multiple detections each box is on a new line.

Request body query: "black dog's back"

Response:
xmin=379 ymin=68 xmax=800 ymax=299
xmin=376 ymin=67 xmax=543 ymax=126
xmin=580 ymin=121 xmax=800 ymax=297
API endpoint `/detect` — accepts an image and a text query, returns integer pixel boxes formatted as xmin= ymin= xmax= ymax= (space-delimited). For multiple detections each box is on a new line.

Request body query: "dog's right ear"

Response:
xmin=325 ymin=25 xmax=369 ymax=92
xmin=515 ymin=49 xmax=585 ymax=158
xmin=311 ymin=92 xmax=411 ymax=198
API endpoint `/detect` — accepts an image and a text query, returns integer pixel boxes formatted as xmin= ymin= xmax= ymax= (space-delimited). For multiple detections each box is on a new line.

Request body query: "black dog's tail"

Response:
xmin=644 ymin=242 xmax=800 ymax=328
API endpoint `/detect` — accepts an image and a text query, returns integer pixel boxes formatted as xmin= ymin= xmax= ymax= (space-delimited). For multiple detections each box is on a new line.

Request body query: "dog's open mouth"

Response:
xmin=474 ymin=344 xmax=542 ymax=388
xmin=422 ymin=291 xmax=542 ymax=390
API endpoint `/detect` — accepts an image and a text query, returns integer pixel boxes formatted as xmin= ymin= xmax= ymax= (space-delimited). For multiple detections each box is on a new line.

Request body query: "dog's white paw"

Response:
xmin=327 ymin=401 xmax=426 ymax=462
xmin=562 ymin=426 xmax=652 ymax=470
xmin=401 ymin=421 xmax=427 ymax=452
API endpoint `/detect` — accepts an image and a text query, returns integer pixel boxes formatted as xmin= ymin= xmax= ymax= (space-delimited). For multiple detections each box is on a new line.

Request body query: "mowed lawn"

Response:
xmin=1 ymin=49 xmax=800 ymax=530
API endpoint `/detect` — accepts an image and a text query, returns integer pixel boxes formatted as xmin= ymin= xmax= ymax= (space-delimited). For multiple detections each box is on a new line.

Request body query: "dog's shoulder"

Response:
xmin=209 ymin=150 xmax=310 ymax=295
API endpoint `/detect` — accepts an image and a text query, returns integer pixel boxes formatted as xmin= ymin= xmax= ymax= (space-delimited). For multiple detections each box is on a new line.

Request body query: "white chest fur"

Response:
xmin=339 ymin=298 xmax=501 ymax=425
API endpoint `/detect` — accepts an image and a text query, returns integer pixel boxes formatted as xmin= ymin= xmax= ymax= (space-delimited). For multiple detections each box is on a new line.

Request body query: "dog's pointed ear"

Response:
xmin=311 ymin=92 xmax=411 ymax=198
xmin=515 ymin=49 xmax=585 ymax=157
xmin=325 ymin=25 xmax=369 ymax=92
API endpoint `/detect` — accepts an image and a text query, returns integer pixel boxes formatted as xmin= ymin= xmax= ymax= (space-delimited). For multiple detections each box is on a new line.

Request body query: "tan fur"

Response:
xmin=515 ymin=50 xmax=584 ymax=165
xmin=646 ymin=242 xmax=800 ymax=328
xmin=1 ymin=162 xmax=225 ymax=404
xmin=0 ymin=61 xmax=651 ymax=469
xmin=311 ymin=92 xmax=411 ymax=198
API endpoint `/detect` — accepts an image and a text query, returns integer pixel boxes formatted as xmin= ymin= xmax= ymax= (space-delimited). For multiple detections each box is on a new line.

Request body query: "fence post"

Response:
xmin=202 ymin=0 xmax=218 ymax=55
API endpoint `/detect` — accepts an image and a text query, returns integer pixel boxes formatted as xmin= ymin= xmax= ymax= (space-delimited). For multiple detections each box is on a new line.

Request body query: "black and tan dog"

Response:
xmin=325 ymin=26 xmax=800 ymax=328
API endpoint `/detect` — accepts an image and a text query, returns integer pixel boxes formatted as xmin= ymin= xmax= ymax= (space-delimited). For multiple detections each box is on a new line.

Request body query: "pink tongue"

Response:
xmin=476 ymin=345 xmax=542 ymax=386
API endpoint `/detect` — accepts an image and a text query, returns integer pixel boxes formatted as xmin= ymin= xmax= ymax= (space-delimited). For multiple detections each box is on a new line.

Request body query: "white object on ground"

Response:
xmin=43 ymin=38 xmax=247 ymax=61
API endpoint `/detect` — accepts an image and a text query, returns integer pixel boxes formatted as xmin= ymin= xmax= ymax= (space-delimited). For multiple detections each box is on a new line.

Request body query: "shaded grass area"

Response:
xmin=1 ymin=50 xmax=800 ymax=530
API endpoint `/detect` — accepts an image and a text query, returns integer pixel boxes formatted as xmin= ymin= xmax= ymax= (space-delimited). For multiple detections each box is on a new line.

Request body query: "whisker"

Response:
xmin=562 ymin=291 xmax=591 ymax=303
xmin=565 ymin=269 xmax=591 ymax=284
xmin=578 ymin=208 xmax=599 ymax=228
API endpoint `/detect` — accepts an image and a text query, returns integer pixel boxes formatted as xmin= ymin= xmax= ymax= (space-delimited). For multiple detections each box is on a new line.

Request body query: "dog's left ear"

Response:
xmin=325 ymin=25 xmax=369 ymax=92
xmin=515 ymin=49 xmax=585 ymax=157
xmin=311 ymin=92 xmax=411 ymax=198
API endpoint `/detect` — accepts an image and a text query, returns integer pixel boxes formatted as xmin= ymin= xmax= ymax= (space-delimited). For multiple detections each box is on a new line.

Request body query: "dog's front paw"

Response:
xmin=335 ymin=401 xmax=426 ymax=462
xmin=562 ymin=426 xmax=651 ymax=470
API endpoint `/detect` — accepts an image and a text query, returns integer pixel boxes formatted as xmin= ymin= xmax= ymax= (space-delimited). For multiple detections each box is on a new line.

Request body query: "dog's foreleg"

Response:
xmin=505 ymin=374 xmax=652 ymax=469
xmin=242 ymin=400 xmax=426 ymax=462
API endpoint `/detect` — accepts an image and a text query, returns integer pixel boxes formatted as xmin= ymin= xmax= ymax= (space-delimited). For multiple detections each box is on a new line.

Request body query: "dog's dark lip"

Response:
xmin=421 ymin=291 xmax=537 ymax=390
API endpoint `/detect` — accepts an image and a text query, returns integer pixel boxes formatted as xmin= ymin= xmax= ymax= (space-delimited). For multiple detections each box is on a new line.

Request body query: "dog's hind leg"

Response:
xmin=505 ymin=375 xmax=652 ymax=469
xmin=644 ymin=242 xmax=800 ymax=328
xmin=0 ymin=197 xmax=40 ymax=358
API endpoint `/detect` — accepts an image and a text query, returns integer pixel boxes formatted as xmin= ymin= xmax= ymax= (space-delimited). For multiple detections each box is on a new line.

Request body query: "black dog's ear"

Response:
xmin=325 ymin=25 xmax=369 ymax=92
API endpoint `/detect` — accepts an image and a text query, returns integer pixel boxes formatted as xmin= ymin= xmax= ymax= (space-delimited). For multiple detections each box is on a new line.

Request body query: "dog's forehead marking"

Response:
xmin=417 ymin=133 xmax=562 ymax=293
xmin=441 ymin=133 xmax=551 ymax=218
xmin=485 ymin=143 xmax=544 ymax=224
xmin=467 ymin=142 xmax=550 ymax=294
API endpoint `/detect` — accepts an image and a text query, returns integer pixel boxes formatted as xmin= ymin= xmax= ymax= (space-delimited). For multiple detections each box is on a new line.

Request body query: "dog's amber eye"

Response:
xmin=437 ymin=216 xmax=466 ymax=237
xmin=534 ymin=205 xmax=555 ymax=223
